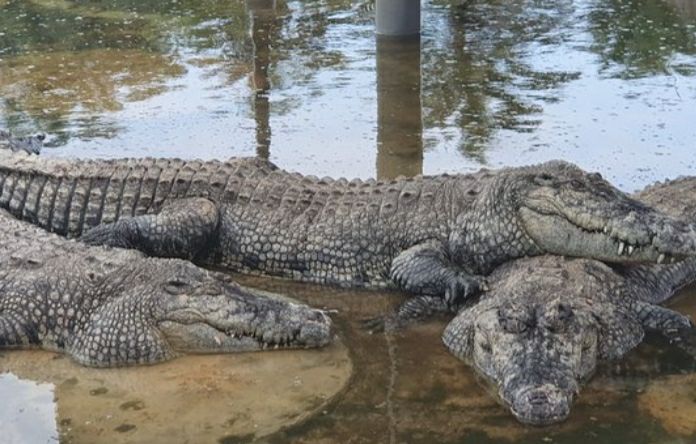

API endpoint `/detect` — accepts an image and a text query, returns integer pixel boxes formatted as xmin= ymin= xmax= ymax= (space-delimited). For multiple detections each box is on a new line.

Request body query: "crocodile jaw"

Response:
xmin=519 ymin=207 xmax=690 ymax=264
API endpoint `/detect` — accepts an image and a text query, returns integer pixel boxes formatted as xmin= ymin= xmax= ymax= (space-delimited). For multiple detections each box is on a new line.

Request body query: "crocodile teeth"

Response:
xmin=214 ymin=335 xmax=222 ymax=346
xmin=657 ymin=254 xmax=666 ymax=264
xmin=627 ymin=245 xmax=634 ymax=255
xmin=618 ymin=242 xmax=625 ymax=255
xmin=274 ymin=344 xmax=279 ymax=350
xmin=603 ymin=226 xmax=609 ymax=234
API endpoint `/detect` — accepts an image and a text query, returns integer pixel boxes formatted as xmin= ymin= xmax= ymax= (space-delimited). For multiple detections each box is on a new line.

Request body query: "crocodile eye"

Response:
xmin=533 ymin=173 xmax=555 ymax=186
xmin=478 ymin=341 xmax=492 ymax=354
xmin=569 ymin=179 xmax=585 ymax=190
xmin=164 ymin=280 xmax=190 ymax=295
xmin=581 ymin=335 xmax=595 ymax=352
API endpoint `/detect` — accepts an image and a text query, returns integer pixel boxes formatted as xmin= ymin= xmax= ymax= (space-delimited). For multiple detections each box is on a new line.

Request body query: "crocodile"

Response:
xmin=442 ymin=177 xmax=696 ymax=426
xmin=2 ymin=151 xmax=696 ymax=322
xmin=0 ymin=131 xmax=44 ymax=154
xmin=0 ymin=209 xmax=332 ymax=367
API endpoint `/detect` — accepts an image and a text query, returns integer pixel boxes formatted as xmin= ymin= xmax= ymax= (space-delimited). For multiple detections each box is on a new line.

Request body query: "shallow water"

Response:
xmin=2 ymin=0 xmax=696 ymax=442
xmin=0 ymin=338 xmax=352 ymax=443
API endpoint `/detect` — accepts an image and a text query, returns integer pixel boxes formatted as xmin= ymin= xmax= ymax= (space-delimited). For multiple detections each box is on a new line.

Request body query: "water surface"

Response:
xmin=1 ymin=0 xmax=695 ymax=188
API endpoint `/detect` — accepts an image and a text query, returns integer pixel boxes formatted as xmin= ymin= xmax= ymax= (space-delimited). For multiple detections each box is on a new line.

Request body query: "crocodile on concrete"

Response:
xmin=442 ymin=177 xmax=696 ymax=426
xmin=0 ymin=131 xmax=44 ymax=154
xmin=0 ymin=209 xmax=332 ymax=368
xmin=2 ymin=151 xmax=696 ymax=323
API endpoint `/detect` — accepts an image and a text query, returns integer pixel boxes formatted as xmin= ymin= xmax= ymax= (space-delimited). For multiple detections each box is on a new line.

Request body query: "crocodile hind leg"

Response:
xmin=80 ymin=198 xmax=219 ymax=260
xmin=390 ymin=240 xmax=487 ymax=305
xmin=634 ymin=301 xmax=696 ymax=356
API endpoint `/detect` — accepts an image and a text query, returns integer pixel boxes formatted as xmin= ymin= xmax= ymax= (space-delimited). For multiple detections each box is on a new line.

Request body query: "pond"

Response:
xmin=1 ymin=0 xmax=696 ymax=442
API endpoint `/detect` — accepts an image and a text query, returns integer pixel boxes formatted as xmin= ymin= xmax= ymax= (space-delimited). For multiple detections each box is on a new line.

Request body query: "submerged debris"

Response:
xmin=0 ymin=130 xmax=44 ymax=154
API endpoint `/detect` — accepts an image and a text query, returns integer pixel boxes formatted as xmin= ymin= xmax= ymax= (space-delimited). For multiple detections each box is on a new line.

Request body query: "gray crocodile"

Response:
xmin=2 ymin=152 xmax=696 ymax=323
xmin=0 ymin=209 xmax=332 ymax=368
xmin=0 ymin=131 xmax=44 ymax=154
xmin=442 ymin=177 xmax=696 ymax=426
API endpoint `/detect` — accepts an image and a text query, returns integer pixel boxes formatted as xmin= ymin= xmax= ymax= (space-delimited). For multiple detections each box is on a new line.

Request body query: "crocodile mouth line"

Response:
xmin=520 ymin=207 xmax=680 ymax=264
xmin=216 ymin=326 xmax=309 ymax=349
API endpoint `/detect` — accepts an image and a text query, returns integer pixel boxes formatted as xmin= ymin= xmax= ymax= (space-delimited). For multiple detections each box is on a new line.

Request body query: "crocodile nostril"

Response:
xmin=527 ymin=391 xmax=549 ymax=406
xmin=310 ymin=310 xmax=330 ymax=323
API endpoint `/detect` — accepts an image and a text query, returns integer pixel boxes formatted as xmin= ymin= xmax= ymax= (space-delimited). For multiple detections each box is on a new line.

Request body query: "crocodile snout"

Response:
xmin=511 ymin=385 xmax=571 ymax=426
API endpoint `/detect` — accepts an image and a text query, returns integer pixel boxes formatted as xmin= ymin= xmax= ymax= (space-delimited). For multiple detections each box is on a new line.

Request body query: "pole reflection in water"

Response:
xmin=376 ymin=35 xmax=424 ymax=180
xmin=247 ymin=0 xmax=276 ymax=160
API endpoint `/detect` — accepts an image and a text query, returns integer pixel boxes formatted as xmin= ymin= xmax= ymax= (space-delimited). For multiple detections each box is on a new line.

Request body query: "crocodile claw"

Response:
xmin=360 ymin=315 xmax=399 ymax=334
xmin=444 ymin=274 xmax=487 ymax=306
xmin=668 ymin=326 xmax=696 ymax=358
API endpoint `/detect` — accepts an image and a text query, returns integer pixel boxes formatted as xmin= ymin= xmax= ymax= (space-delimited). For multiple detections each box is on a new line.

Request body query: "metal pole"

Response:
xmin=376 ymin=0 xmax=421 ymax=36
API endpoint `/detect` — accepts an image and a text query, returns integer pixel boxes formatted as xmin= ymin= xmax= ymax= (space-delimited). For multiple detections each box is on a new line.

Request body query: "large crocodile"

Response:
xmin=0 ymin=209 xmax=332 ymax=367
xmin=2 ymin=152 xmax=696 ymax=322
xmin=442 ymin=177 xmax=696 ymax=426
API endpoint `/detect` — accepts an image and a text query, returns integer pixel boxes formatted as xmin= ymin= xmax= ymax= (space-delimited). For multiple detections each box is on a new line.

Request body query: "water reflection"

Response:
xmin=421 ymin=0 xmax=582 ymax=160
xmin=2 ymin=0 xmax=696 ymax=186
xmin=247 ymin=0 xmax=280 ymax=159
xmin=587 ymin=0 xmax=696 ymax=78
xmin=376 ymin=35 xmax=424 ymax=179
xmin=0 ymin=50 xmax=185 ymax=138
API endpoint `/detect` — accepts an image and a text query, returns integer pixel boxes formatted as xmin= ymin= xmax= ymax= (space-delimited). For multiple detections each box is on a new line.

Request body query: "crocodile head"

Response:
xmin=442 ymin=257 xmax=643 ymax=425
xmin=457 ymin=161 xmax=696 ymax=269
xmin=142 ymin=260 xmax=333 ymax=353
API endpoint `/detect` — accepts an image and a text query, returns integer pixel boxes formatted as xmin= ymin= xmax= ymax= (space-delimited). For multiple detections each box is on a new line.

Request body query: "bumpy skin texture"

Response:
xmin=2 ymin=151 xmax=696 ymax=321
xmin=443 ymin=179 xmax=696 ymax=426
xmin=0 ymin=209 xmax=332 ymax=367
xmin=0 ymin=131 xmax=44 ymax=154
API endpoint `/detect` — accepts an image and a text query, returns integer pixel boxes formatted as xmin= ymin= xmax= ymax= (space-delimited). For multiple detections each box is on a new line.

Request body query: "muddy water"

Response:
xmin=0 ymin=338 xmax=351 ymax=443
xmin=2 ymin=281 xmax=696 ymax=443
xmin=2 ymin=0 xmax=696 ymax=442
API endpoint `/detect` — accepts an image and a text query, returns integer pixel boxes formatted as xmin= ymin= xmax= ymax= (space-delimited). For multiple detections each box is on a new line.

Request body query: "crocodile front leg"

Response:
xmin=80 ymin=198 xmax=219 ymax=260
xmin=390 ymin=240 xmax=487 ymax=305
xmin=362 ymin=241 xmax=485 ymax=331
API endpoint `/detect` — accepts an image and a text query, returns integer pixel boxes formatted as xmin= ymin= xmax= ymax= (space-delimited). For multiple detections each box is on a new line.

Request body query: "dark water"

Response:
xmin=1 ymin=0 xmax=696 ymax=442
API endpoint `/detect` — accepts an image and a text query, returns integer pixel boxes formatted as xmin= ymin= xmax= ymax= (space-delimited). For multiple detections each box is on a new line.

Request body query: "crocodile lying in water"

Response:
xmin=2 ymin=152 xmax=696 ymax=323
xmin=0 ymin=209 xmax=332 ymax=367
xmin=0 ymin=131 xmax=44 ymax=154
xmin=443 ymin=177 xmax=696 ymax=426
